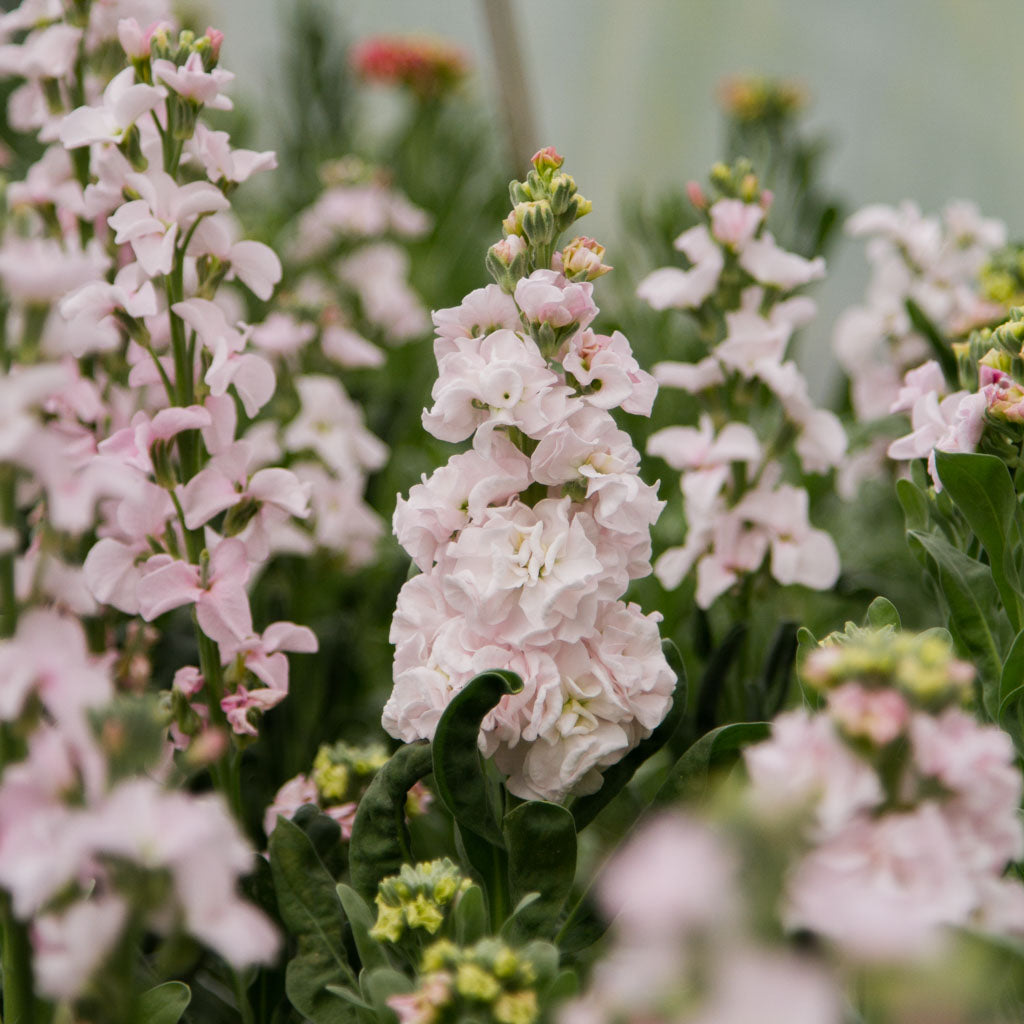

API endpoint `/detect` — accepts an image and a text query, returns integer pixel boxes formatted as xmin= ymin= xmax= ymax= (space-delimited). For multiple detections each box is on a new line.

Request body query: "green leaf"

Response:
xmin=360 ymin=966 xmax=412 ymax=1024
xmin=654 ymin=721 xmax=770 ymax=806
xmin=909 ymin=528 xmax=1005 ymax=714
xmin=325 ymin=986 xmax=374 ymax=1013
xmin=337 ymin=884 xmax=390 ymax=973
xmin=292 ymin=803 xmax=347 ymax=880
xmin=137 ymin=982 xmax=190 ymax=1024
xmin=999 ymin=629 xmax=1024 ymax=754
xmin=866 ymin=596 xmax=901 ymax=631
xmin=896 ymin=477 xmax=930 ymax=535
xmin=756 ymin=622 xmax=797 ymax=719
xmin=935 ymin=450 xmax=1024 ymax=632
xmin=349 ymin=741 xmax=434 ymax=899
xmin=269 ymin=816 xmax=357 ymax=1024
xmin=905 ymin=297 xmax=957 ymax=380
xmin=503 ymin=801 xmax=577 ymax=942
xmin=570 ymin=639 xmax=687 ymax=831
xmin=432 ymin=670 xmax=523 ymax=846
xmin=454 ymin=883 xmax=488 ymax=945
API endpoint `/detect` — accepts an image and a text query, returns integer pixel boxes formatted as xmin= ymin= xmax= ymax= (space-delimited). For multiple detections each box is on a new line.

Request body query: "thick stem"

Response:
xmin=1 ymin=893 xmax=36 ymax=1024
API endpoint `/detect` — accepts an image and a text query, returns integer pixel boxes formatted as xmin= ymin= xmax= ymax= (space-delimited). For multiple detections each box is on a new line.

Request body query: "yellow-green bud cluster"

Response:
xmin=802 ymin=626 xmax=974 ymax=709
xmin=718 ymin=74 xmax=806 ymax=123
xmin=980 ymin=245 xmax=1024 ymax=310
xmin=487 ymin=147 xmax=594 ymax=291
xmin=369 ymin=859 xmax=470 ymax=945
xmin=312 ymin=740 xmax=390 ymax=803
xmin=412 ymin=939 xmax=540 ymax=1024
xmin=707 ymin=157 xmax=763 ymax=205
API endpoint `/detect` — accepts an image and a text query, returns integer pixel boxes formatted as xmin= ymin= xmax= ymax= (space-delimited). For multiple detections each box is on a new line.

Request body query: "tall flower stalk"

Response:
xmin=385 ymin=147 xmax=676 ymax=802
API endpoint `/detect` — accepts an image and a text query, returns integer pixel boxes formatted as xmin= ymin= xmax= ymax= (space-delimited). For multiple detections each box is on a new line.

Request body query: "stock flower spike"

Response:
xmin=385 ymin=149 xmax=675 ymax=801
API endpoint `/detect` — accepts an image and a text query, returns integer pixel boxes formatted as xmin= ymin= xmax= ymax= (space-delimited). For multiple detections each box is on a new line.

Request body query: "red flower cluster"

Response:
xmin=351 ymin=35 xmax=467 ymax=98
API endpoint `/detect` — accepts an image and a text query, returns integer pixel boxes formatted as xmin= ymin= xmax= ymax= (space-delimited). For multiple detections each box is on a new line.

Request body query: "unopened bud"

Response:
xmin=570 ymin=194 xmax=593 ymax=220
xmin=520 ymin=200 xmax=556 ymax=247
xmin=549 ymin=173 xmax=576 ymax=216
xmin=561 ymin=236 xmax=612 ymax=281
xmin=686 ymin=180 xmax=707 ymax=210
xmin=531 ymin=146 xmax=564 ymax=177
xmin=739 ymin=173 xmax=760 ymax=203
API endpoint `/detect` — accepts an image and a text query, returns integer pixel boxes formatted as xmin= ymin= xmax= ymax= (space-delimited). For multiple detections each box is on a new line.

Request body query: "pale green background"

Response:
xmin=206 ymin=0 xmax=1024 ymax=389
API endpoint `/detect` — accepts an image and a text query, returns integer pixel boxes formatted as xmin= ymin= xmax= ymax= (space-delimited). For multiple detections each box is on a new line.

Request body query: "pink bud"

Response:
xmin=204 ymin=27 xmax=224 ymax=61
xmin=531 ymin=146 xmax=564 ymax=174
xmin=760 ymin=188 xmax=775 ymax=212
xmin=686 ymin=180 xmax=707 ymax=210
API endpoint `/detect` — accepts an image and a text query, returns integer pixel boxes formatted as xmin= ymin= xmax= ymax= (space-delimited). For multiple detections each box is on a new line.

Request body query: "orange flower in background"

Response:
xmin=351 ymin=34 xmax=468 ymax=99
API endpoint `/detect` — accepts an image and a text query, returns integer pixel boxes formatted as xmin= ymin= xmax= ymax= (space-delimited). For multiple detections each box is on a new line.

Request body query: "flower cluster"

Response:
xmin=351 ymin=34 xmax=468 ymax=99
xmin=886 ymin=307 xmax=1024 ymax=485
xmin=0 ymin=611 xmax=277 ymax=1000
xmin=744 ymin=624 xmax=1024 ymax=957
xmin=384 ymin=148 xmax=675 ymax=802
xmin=370 ymin=858 xmax=471 ymax=947
xmin=389 ymin=938 xmax=545 ymax=1024
xmin=834 ymin=199 xmax=1006 ymax=492
xmin=263 ymin=739 xmax=432 ymax=838
xmin=561 ymin=813 xmax=842 ymax=1024
xmin=637 ymin=160 xmax=844 ymax=606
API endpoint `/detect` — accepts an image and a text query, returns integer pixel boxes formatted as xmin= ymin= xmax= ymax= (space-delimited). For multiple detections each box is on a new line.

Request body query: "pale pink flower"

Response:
xmin=738 ymin=232 xmax=825 ymax=288
xmin=651 ymin=356 xmax=725 ymax=393
xmin=32 ymin=896 xmax=128 ymax=1000
xmin=153 ymin=51 xmax=234 ymax=109
xmin=636 ymin=224 xmax=724 ymax=310
xmin=561 ymin=328 xmax=656 ymax=415
xmin=827 ymin=683 xmax=910 ymax=746
xmin=108 ymin=170 xmax=230 ymax=276
xmin=432 ymin=283 xmax=520 ymax=359
xmin=890 ymin=359 xmax=947 ymax=414
xmin=337 ymin=243 xmax=429 ymax=342
xmin=59 ymin=66 xmax=166 ymax=148
xmin=263 ymin=773 xmax=319 ymax=837
xmin=597 ymin=813 xmax=737 ymax=938
xmin=136 ymin=537 xmax=252 ymax=644
xmin=0 ymin=23 xmax=82 ymax=80
xmin=514 ymin=269 xmax=597 ymax=330
xmin=708 ymin=197 xmax=763 ymax=249
xmin=249 ymin=312 xmax=316 ymax=357
xmin=190 ymin=123 xmax=277 ymax=184
xmin=188 ymin=215 xmax=282 ymax=300
xmin=393 ymin=438 xmax=531 ymax=571
xmin=320 ymin=321 xmax=384 ymax=367
xmin=745 ymin=710 xmax=883 ymax=836
xmin=786 ymin=804 xmax=977 ymax=959
xmin=221 ymin=620 xmax=318 ymax=693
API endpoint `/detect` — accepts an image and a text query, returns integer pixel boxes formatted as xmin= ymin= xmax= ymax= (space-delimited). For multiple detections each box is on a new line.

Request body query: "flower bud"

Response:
xmin=560 ymin=236 xmax=612 ymax=281
xmin=520 ymin=200 xmax=556 ymax=248
xmin=531 ymin=145 xmax=564 ymax=178
xmin=548 ymin=173 xmax=576 ymax=216
xmin=686 ymin=180 xmax=707 ymax=210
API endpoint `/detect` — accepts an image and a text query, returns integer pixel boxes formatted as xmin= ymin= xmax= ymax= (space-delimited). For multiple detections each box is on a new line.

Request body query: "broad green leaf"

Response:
xmin=454 ymin=883 xmax=487 ymax=945
xmin=909 ymin=529 xmax=1005 ymax=714
xmin=571 ymin=639 xmax=687 ymax=831
xmin=896 ymin=477 xmax=930 ymax=535
xmin=269 ymin=816 xmax=357 ymax=1024
xmin=999 ymin=629 xmax=1024 ymax=754
xmin=654 ymin=721 xmax=770 ymax=806
xmin=137 ymin=982 xmax=190 ymax=1024
xmin=432 ymin=670 xmax=523 ymax=846
xmin=293 ymin=803 xmax=347 ymax=880
xmin=503 ymin=801 xmax=577 ymax=942
xmin=866 ymin=596 xmax=901 ymax=631
xmin=337 ymin=884 xmax=390 ymax=972
xmin=325 ymin=986 xmax=374 ymax=1012
xmin=349 ymin=741 xmax=433 ymax=899
xmin=360 ymin=966 xmax=413 ymax=1024
xmin=935 ymin=450 xmax=1024 ymax=632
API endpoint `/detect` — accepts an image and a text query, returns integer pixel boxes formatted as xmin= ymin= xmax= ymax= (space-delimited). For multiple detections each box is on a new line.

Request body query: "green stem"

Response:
xmin=1 ymin=893 xmax=35 ymax=1024
xmin=487 ymin=846 xmax=508 ymax=933
xmin=231 ymin=971 xmax=255 ymax=1024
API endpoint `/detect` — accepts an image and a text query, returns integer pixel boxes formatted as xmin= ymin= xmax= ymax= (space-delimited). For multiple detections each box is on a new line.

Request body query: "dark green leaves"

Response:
xmin=503 ymin=802 xmax=577 ymax=942
xmin=269 ymin=816 xmax=357 ymax=1024
xmin=349 ymin=741 xmax=434 ymax=899
xmin=654 ymin=722 xmax=770 ymax=806
xmin=137 ymin=982 xmax=190 ymax=1024
xmin=935 ymin=451 xmax=1024 ymax=632
xmin=431 ymin=670 xmax=522 ymax=846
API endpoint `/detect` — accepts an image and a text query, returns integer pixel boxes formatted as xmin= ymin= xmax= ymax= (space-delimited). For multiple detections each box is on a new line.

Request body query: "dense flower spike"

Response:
xmin=834 ymin=199 xmax=1006 ymax=494
xmin=745 ymin=624 xmax=1024 ymax=957
xmin=385 ymin=149 xmax=675 ymax=801
xmin=637 ymin=160 xmax=843 ymax=606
